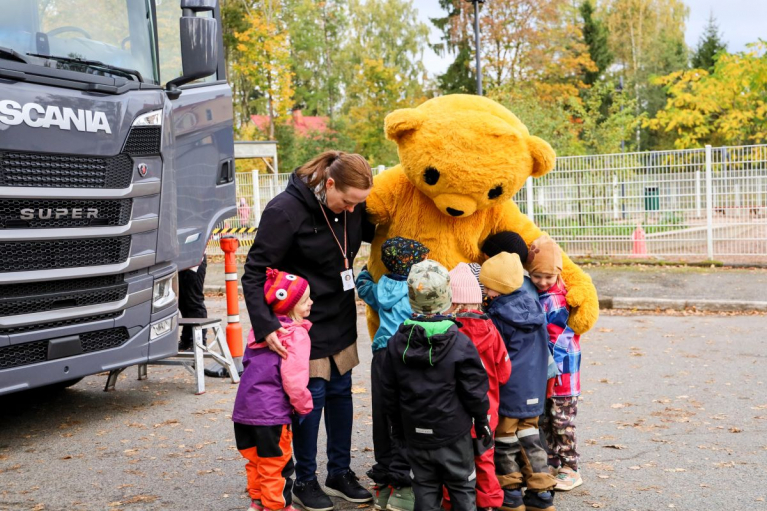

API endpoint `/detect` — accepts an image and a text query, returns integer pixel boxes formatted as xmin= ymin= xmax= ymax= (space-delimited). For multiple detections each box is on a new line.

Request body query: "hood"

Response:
xmin=285 ymin=171 xmax=322 ymax=213
xmin=456 ymin=311 xmax=497 ymax=353
xmin=376 ymin=275 xmax=409 ymax=310
xmin=277 ymin=317 xmax=312 ymax=343
xmin=487 ymin=290 xmax=545 ymax=331
xmin=392 ymin=319 xmax=458 ymax=368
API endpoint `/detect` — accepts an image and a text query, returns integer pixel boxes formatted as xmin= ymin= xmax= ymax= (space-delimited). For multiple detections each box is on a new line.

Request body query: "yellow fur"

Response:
xmin=366 ymin=94 xmax=599 ymax=336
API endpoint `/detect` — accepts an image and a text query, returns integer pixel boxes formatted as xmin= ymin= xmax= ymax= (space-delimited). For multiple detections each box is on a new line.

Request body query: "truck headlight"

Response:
xmin=152 ymin=272 xmax=178 ymax=312
xmin=150 ymin=314 xmax=177 ymax=340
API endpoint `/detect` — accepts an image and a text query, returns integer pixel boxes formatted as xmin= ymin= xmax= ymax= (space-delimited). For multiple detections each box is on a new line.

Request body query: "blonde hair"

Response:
xmin=296 ymin=151 xmax=373 ymax=193
xmin=450 ymin=303 xmax=483 ymax=313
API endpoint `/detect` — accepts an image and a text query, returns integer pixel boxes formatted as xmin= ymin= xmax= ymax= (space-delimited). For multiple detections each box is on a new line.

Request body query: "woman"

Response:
xmin=242 ymin=151 xmax=374 ymax=511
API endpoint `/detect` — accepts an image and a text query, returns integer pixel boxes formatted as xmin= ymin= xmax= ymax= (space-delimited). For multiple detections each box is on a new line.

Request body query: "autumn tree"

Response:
xmin=691 ymin=12 xmax=727 ymax=72
xmin=647 ymin=42 xmax=767 ymax=149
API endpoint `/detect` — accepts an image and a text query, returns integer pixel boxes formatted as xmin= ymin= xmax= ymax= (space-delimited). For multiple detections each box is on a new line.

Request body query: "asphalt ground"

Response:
xmin=1 ymin=298 xmax=765 ymax=511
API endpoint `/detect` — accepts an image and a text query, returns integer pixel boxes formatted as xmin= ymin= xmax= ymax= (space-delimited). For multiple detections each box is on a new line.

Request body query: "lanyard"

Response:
xmin=318 ymin=204 xmax=348 ymax=270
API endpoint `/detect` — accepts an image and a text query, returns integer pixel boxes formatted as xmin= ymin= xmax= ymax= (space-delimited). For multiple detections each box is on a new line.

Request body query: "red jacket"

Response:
xmin=456 ymin=310 xmax=511 ymax=430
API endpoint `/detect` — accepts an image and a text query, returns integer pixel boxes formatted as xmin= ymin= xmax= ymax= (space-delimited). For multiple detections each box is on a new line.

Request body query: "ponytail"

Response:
xmin=296 ymin=151 xmax=373 ymax=193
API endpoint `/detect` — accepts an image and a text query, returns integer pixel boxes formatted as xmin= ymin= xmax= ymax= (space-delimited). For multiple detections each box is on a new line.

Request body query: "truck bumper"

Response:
xmin=0 ymin=307 xmax=178 ymax=395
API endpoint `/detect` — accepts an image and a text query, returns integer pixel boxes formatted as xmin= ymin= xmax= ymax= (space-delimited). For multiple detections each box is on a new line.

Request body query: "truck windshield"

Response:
xmin=0 ymin=0 xmax=158 ymax=84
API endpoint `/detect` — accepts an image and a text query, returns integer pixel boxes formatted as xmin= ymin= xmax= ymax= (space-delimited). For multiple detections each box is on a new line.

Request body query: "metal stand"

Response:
xmin=104 ymin=318 xmax=240 ymax=395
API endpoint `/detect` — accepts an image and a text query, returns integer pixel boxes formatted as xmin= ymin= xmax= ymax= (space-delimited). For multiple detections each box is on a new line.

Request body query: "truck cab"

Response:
xmin=0 ymin=0 xmax=236 ymax=394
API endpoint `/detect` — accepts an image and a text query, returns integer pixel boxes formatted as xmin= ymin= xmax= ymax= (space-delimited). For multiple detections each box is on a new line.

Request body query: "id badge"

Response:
xmin=341 ymin=269 xmax=355 ymax=291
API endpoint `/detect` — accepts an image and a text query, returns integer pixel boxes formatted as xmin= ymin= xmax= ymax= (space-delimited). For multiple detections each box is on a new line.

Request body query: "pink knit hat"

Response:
xmin=449 ymin=263 xmax=483 ymax=304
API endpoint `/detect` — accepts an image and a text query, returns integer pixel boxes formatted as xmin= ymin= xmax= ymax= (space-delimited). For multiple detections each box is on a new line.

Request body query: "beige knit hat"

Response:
xmin=526 ymin=235 xmax=563 ymax=275
xmin=479 ymin=252 xmax=523 ymax=295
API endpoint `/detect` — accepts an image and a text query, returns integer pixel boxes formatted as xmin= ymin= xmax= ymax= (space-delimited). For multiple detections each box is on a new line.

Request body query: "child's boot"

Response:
xmin=386 ymin=486 xmax=415 ymax=511
xmin=249 ymin=499 xmax=264 ymax=511
xmin=554 ymin=467 xmax=582 ymax=491
xmin=523 ymin=490 xmax=555 ymax=511
xmin=373 ymin=485 xmax=393 ymax=510
xmin=500 ymin=489 xmax=524 ymax=511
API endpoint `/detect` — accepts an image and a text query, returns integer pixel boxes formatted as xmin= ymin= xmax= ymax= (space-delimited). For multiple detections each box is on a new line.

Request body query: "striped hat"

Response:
xmin=264 ymin=268 xmax=309 ymax=315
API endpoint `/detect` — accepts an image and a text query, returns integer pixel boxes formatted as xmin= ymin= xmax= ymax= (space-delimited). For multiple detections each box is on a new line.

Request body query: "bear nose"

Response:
xmin=446 ymin=207 xmax=464 ymax=217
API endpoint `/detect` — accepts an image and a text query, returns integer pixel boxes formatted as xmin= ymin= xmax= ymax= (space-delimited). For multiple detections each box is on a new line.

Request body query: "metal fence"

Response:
xmin=209 ymin=145 xmax=767 ymax=263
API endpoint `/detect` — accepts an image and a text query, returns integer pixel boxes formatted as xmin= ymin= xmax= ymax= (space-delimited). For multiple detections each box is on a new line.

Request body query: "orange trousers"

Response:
xmin=234 ymin=423 xmax=294 ymax=509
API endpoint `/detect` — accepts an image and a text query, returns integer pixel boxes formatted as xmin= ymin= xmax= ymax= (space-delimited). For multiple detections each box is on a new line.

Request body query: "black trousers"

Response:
xmin=178 ymin=255 xmax=207 ymax=348
xmin=369 ymin=349 xmax=411 ymax=487
xmin=407 ymin=434 xmax=476 ymax=511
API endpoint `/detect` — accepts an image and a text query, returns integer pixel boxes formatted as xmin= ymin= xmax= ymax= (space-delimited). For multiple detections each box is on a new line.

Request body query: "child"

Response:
xmin=480 ymin=252 xmax=557 ymax=511
xmin=481 ymin=231 xmax=538 ymax=299
xmin=380 ymin=260 xmax=491 ymax=511
xmin=232 ymin=268 xmax=314 ymax=511
xmin=446 ymin=262 xmax=511 ymax=511
xmin=356 ymin=237 xmax=429 ymax=511
xmin=527 ymin=235 xmax=583 ymax=491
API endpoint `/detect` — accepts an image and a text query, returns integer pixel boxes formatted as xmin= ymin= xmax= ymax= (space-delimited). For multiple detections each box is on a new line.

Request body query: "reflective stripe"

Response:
xmin=227 ymin=314 xmax=240 ymax=323
xmin=468 ymin=470 xmax=476 ymax=481
xmin=225 ymin=273 xmax=238 ymax=281
xmin=517 ymin=428 xmax=539 ymax=439
xmin=495 ymin=435 xmax=519 ymax=444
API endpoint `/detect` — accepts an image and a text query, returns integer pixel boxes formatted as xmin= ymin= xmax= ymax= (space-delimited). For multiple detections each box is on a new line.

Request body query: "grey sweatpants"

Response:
xmin=406 ymin=434 xmax=476 ymax=511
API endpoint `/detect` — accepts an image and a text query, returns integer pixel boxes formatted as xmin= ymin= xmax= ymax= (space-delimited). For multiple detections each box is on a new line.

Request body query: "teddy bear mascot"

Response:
xmin=364 ymin=94 xmax=599 ymax=337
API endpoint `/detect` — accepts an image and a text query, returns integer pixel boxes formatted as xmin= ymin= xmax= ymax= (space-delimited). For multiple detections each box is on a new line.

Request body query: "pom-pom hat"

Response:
xmin=264 ymin=268 xmax=309 ymax=315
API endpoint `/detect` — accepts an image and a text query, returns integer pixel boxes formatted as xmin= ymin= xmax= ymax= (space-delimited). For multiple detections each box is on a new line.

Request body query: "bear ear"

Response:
xmin=385 ymin=108 xmax=426 ymax=143
xmin=528 ymin=136 xmax=556 ymax=178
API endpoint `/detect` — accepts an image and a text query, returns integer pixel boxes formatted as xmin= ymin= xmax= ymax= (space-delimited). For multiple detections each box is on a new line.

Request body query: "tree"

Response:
xmin=580 ymin=0 xmax=612 ymax=85
xmin=437 ymin=40 xmax=476 ymax=94
xmin=691 ymin=12 xmax=727 ymax=72
xmin=231 ymin=1 xmax=294 ymax=139
xmin=573 ymin=81 xmax=641 ymax=154
xmin=647 ymin=42 xmax=767 ymax=148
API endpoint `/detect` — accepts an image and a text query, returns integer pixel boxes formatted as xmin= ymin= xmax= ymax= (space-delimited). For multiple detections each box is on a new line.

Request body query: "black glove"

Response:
xmin=474 ymin=418 xmax=492 ymax=441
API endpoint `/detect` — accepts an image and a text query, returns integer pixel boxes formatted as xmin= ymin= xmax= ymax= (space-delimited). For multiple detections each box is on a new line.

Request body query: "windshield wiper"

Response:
xmin=0 ymin=46 xmax=30 ymax=64
xmin=26 ymin=53 xmax=143 ymax=82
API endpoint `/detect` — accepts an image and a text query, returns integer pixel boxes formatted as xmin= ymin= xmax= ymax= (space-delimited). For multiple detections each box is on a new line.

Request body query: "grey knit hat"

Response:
xmin=407 ymin=259 xmax=452 ymax=315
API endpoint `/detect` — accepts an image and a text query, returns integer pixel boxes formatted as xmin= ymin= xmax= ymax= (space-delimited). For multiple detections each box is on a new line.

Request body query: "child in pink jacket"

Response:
xmin=233 ymin=268 xmax=313 ymax=511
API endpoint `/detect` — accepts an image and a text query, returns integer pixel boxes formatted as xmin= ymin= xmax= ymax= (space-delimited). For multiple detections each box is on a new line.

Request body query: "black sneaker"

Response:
xmin=325 ymin=470 xmax=373 ymax=503
xmin=500 ymin=489 xmax=524 ymax=511
xmin=293 ymin=479 xmax=334 ymax=511
xmin=523 ymin=489 xmax=555 ymax=511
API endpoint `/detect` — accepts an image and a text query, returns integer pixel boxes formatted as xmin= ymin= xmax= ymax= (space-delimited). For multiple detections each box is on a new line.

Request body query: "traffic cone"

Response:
xmin=632 ymin=223 xmax=647 ymax=257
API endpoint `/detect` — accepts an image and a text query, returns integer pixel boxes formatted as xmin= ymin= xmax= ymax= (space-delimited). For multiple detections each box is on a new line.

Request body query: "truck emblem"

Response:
xmin=20 ymin=208 xmax=99 ymax=220
xmin=137 ymin=163 xmax=148 ymax=177
xmin=0 ymin=100 xmax=112 ymax=134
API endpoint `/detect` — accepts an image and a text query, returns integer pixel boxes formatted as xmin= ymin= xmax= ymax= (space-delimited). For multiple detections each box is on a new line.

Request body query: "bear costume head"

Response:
xmin=384 ymin=94 xmax=556 ymax=218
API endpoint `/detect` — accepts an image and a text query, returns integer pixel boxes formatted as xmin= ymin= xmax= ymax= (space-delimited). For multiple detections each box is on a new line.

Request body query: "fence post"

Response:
xmin=612 ymin=174 xmax=619 ymax=220
xmin=705 ymin=145 xmax=714 ymax=260
xmin=526 ymin=177 xmax=535 ymax=222
xmin=252 ymin=170 xmax=261 ymax=228
xmin=695 ymin=170 xmax=702 ymax=217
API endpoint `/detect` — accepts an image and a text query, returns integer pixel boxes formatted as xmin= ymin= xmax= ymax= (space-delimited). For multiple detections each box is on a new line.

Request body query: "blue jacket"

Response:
xmin=355 ymin=270 xmax=412 ymax=352
xmin=486 ymin=289 xmax=549 ymax=418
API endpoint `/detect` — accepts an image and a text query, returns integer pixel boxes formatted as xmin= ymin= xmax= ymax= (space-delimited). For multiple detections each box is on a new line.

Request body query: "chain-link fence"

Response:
xmin=209 ymin=145 xmax=767 ymax=263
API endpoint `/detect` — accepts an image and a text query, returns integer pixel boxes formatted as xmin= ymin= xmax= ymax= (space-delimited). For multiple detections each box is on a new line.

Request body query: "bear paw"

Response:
xmin=566 ymin=282 xmax=599 ymax=335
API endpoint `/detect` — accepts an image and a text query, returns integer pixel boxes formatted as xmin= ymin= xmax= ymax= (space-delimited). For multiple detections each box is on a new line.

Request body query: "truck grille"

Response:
xmin=0 ymin=199 xmax=132 ymax=229
xmin=0 ymin=327 xmax=129 ymax=370
xmin=0 ymin=276 xmax=127 ymax=317
xmin=123 ymin=127 xmax=161 ymax=156
xmin=0 ymin=311 xmax=122 ymax=336
xmin=0 ymin=236 xmax=131 ymax=273
xmin=0 ymin=152 xmax=133 ymax=188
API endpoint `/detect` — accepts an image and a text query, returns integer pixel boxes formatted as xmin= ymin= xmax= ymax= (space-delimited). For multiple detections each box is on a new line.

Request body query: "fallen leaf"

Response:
xmin=729 ymin=427 xmax=743 ymax=433
xmin=629 ymin=466 xmax=641 ymax=470
xmin=597 ymin=475 xmax=610 ymax=479
xmin=598 ymin=328 xmax=613 ymax=333
xmin=60 ymin=455 xmax=72 ymax=460
xmin=611 ymin=403 xmax=631 ymax=409
xmin=351 ymin=387 xmax=367 ymax=394
xmin=603 ymin=444 xmax=627 ymax=450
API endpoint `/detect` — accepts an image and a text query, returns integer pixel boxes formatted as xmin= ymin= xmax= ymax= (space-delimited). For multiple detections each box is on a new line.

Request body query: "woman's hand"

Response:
xmin=265 ymin=328 xmax=290 ymax=359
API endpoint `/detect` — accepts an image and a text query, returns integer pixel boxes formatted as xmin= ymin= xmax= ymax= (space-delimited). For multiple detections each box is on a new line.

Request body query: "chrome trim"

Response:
xmin=0 ymin=181 xmax=160 ymax=199
xmin=0 ymin=253 xmax=155 ymax=284
xmin=0 ymin=288 xmax=152 ymax=328
xmin=0 ymin=217 xmax=158 ymax=241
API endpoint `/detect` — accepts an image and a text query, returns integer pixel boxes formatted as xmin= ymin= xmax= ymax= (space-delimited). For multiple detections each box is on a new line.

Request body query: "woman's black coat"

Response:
xmin=242 ymin=172 xmax=375 ymax=360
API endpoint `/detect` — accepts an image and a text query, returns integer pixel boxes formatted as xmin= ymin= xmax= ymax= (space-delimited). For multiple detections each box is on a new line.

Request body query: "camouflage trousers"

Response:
xmin=542 ymin=396 xmax=580 ymax=472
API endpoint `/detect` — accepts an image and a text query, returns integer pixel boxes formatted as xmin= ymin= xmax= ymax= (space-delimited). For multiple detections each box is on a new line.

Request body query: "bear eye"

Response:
xmin=423 ymin=167 xmax=440 ymax=185
xmin=488 ymin=185 xmax=504 ymax=199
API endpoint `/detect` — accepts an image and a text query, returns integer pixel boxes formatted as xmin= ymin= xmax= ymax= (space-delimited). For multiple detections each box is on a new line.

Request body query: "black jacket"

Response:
xmin=380 ymin=318 xmax=490 ymax=449
xmin=242 ymin=172 xmax=374 ymax=360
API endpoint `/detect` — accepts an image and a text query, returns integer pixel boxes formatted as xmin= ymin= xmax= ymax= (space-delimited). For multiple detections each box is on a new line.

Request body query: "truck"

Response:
xmin=0 ymin=0 xmax=236 ymax=394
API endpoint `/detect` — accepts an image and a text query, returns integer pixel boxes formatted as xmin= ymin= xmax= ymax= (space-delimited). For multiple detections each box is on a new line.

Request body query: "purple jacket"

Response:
xmin=232 ymin=318 xmax=313 ymax=426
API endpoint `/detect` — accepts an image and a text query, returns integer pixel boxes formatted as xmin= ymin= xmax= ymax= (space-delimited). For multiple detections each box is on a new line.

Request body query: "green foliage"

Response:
xmin=437 ymin=41 xmax=477 ymax=94
xmin=691 ymin=13 xmax=727 ymax=72
xmin=579 ymin=0 xmax=612 ymax=85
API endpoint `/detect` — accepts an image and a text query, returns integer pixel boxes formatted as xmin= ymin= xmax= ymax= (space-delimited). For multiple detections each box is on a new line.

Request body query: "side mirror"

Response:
xmin=166 ymin=0 xmax=219 ymax=96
